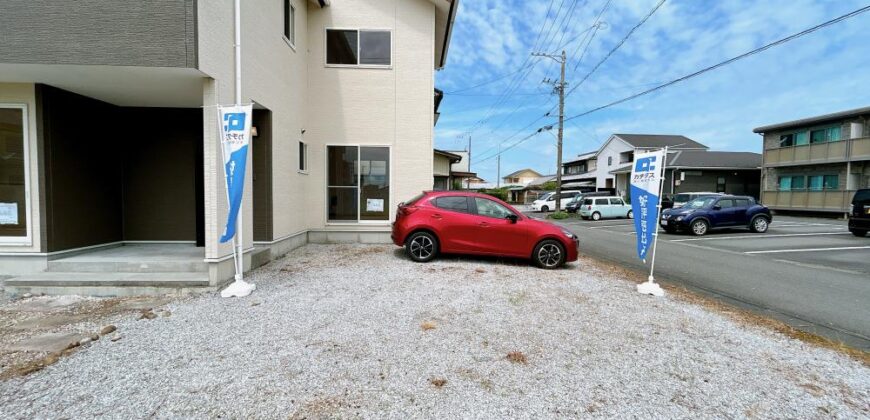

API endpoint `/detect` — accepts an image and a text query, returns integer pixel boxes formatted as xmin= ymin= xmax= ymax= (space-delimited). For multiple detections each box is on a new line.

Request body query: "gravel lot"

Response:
xmin=1 ymin=244 xmax=868 ymax=418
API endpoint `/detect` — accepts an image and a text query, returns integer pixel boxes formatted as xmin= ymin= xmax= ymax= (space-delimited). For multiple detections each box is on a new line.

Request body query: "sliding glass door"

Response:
xmin=327 ymin=145 xmax=390 ymax=222
xmin=0 ymin=105 xmax=28 ymax=240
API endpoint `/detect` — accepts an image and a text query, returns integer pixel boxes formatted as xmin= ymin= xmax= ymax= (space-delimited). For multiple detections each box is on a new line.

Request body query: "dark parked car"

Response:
xmin=660 ymin=195 xmax=771 ymax=236
xmin=848 ymin=188 xmax=870 ymax=237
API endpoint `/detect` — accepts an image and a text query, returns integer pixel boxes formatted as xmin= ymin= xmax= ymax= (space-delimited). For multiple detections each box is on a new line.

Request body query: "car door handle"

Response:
xmin=478 ymin=222 xmax=490 ymax=227
xmin=431 ymin=213 xmax=442 ymax=220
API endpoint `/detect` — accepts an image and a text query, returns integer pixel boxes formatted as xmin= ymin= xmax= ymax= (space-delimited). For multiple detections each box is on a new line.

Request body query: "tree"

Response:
xmin=540 ymin=181 xmax=558 ymax=191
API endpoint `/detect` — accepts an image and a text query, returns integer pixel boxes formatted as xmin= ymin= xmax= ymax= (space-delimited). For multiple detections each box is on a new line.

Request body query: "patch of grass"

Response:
xmin=506 ymin=351 xmax=528 ymax=364
xmin=420 ymin=320 xmax=437 ymax=331
xmin=429 ymin=377 xmax=447 ymax=388
xmin=548 ymin=211 xmax=570 ymax=220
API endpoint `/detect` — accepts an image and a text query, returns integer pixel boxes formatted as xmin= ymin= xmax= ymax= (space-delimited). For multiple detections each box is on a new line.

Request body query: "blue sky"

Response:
xmin=434 ymin=0 xmax=870 ymax=182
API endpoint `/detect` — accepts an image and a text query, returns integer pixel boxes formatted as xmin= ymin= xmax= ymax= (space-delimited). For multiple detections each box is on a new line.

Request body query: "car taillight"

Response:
xmin=398 ymin=206 xmax=419 ymax=216
xmin=587 ymin=205 xmax=592 ymax=210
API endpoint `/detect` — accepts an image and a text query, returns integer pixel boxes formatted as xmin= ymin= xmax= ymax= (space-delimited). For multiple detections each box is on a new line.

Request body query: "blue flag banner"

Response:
xmin=218 ymin=105 xmax=252 ymax=243
xmin=630 ymin=150 xmax=665 ymax=262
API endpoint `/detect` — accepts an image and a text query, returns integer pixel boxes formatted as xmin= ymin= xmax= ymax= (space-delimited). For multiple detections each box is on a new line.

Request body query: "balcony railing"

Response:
xmin=761 ymin=190 xmax=855 ymax=212
xmin=764 ymin=136 xmax=870 ymax=166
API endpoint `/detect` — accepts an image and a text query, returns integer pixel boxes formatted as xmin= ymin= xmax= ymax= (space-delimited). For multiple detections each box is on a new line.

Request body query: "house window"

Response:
xmin=327 ymin=145 xmax=390 ymax=222
xmin=807 ymin=175 xmax=837 ymax=191
xmin=717 ymin=176 xmax=726 ymax=193
xmin=607 ymin=156 xmax=612 ymax=166
xmin=810 ymin=126 xmax=841 ymax=144
xmin=779 ymin=175 xmax=805 ymax=191
xmin=283 ymin=1 xmax=296 ymax=47
xmin=779 ymin=134 xmax=794 ymax=147
xmin=298 ymin=141 xmax=308 ymax=172
xmin=0 ymin=105 xmax=29 ymax=240
xmin=326 ymin=29 xmax=391 ymax=66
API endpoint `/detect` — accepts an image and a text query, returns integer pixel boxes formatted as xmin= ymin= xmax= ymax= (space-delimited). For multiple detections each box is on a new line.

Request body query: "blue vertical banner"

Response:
xmin=218 ymin=104 xmax=252 ymax=243
xmin=630 ymin=150 xmax=665 ymax=262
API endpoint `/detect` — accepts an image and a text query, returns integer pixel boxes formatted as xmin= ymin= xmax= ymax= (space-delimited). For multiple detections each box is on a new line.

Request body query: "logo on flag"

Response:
xmin=218 ymin=105 xmax=252 ymax=243
xmin=630 ymin=150 xmax=665 ymax=261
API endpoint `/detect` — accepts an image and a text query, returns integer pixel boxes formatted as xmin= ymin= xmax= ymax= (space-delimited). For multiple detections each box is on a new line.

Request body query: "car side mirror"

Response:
xmin=506 ymin=214 xmax=518 ymax=224
xmin=712 ymin=205 xmax=721 ymax=210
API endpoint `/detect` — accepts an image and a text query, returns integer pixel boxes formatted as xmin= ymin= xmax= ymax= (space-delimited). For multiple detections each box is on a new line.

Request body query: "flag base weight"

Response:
xmin=221 ymin=278 xmax=256 ymax=298
xmin=637 ymin=279 xmax=664 ymax=297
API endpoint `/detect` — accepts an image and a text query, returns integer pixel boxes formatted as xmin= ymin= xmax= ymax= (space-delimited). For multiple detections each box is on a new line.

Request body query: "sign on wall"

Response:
xmin=218 ymin=104 xmax=253 ymax=243
xmin=630 ymin=150 xmax=665 ymax=262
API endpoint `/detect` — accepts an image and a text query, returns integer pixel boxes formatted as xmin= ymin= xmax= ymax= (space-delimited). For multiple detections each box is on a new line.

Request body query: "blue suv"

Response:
xmin=660 ymin=195 xmax=772 ymax=236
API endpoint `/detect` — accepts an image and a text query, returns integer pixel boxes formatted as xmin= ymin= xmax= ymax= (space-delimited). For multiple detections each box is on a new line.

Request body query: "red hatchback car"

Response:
xmin=391 ymin=191 xmax=579 ymax=268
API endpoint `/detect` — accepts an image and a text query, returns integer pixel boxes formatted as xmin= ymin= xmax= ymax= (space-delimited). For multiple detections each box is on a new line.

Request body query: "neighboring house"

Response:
xmin=433 ymin=149 xmax=476 ymax=190
xmin=610 ymin=151 xmax=762 ymax=200
xmin=0 ymin=0 xmax=458 ymax=293
xmin=507 ymin=175 xmax=555 ymax=204
xmin=501 ymin=168 xmax=544 ymax=186
xmin=753 ymin=106 xmax=870 ymax=214
xmin=561 ymin=134 xmax=709 ymax=191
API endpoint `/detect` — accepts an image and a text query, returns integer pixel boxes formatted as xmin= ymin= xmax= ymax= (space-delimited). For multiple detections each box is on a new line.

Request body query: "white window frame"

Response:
xmin=298 ymin=140 xmax=308 ymax=174
xmin=0 ymin=103 xmax=33 ymax=246
xmin=283 ymin=0 xmax=297 ymax=51
xmin=325 ymin=144 xmax=392 ymax=225
xmin=324 ymin=27 xmax=393 ymax=69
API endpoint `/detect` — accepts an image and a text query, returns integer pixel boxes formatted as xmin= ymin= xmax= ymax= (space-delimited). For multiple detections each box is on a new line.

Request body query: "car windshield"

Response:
xmin=684 ymin=196 xmax=717 ymax=209
xmin=538 ymin=193 xmax=553 ymax=201
xmin=673 ymin=194 xmax=691 ymax=203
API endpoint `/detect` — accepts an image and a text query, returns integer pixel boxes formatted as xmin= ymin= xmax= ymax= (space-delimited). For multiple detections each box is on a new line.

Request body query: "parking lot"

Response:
xmin=532 ymin=211 xmax=870 ymax=350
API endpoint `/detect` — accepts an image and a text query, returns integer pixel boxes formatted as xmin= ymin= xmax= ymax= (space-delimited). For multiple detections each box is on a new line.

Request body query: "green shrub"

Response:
xmin=481 ymin=188 xmax=509 ymax=201
xmin=549 ymin=211 xmax=569 ymax=220
xmin=540 ymin=181 xmax=558 ymax=191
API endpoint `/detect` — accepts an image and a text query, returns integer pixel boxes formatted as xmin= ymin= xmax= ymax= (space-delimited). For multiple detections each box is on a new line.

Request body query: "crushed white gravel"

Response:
xmin=1 ymin=244 xmax=868 ymax=418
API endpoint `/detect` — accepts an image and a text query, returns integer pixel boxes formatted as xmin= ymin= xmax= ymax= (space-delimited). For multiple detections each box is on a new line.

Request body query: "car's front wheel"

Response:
xmin=533 ymin=239 xmax=566 ymax=269
xmin=405 ymin=231 xmax=438 ymax=262
xmin=541 ymin=205 xmax=549 ymax=213
xmin=690 ymin=219 xmax=709 ymax=236
xmin=591 ymin=212 xmax=601 ymax=221
xmin=750 ymin=216 xmax=770 ymax=233
xmin=851 ymin=229 xmax=868 ymax=237
xmin=626 ymin=210 xmax=633 ymax=219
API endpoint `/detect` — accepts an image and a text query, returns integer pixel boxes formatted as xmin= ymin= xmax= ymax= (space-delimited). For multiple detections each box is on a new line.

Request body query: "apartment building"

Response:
xmin=754 ymin=106 xmax=870 ymax=214
xmin=0 ymin=0 xmax=458 ymax=294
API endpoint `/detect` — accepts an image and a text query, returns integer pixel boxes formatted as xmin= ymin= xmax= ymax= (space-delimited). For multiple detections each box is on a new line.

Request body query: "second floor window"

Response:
xmin=810 ymin=126 xmax=841 ymax=144
xmin=327 ymin=29 xmax=391 ymax=66
xmin=284 ymin=1 xmax=296 ymax=47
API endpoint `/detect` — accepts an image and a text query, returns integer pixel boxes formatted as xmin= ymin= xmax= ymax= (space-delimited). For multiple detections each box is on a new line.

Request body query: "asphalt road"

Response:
xmin=538 ymin=212 xmax=870 ymax=350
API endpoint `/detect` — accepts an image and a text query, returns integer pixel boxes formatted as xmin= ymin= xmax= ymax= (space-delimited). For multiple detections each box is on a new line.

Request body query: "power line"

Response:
xmin=443 ymin=69 xmax=526 ymax=94
xmin=563 ymin=3 xmax=870 ymax=124
xmin=480 ymin=4 xmax=870 ymax=165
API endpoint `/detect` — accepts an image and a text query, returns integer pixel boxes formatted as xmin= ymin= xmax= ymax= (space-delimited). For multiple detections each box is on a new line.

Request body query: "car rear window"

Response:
xmin=594 ymin=198 xmax=608 ymax=205
xmin=402 ymin=192 xmax=426 ymax=206
xmin=673 ymin=194 xmax=690 ymax=203
xmin=434 ymin=196 xmax=469 ymax=213
xmin=735 ymin=198 xmax=751 ymax=207
xmin=854 ymin=189 xmax=870 ymax=203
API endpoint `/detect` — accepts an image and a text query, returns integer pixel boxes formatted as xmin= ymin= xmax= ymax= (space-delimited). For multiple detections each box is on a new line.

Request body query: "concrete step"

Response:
xmin=47 ymin=259 xmax=208 ymax=273
xmin=3 ymin=272 xmax=212 ymax=297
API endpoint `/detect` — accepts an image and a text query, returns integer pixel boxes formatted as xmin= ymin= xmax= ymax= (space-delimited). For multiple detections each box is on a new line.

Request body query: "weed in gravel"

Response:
xmin=508 ymin=291 xmax=528 ymax=306
xmin=474 ymin=268 xmax=486 ymax=273
xmin=506 ymin=351 xmax=528 ymax=364
xmin=420 ymin=321 xmax=437 ymax=331
xmin=429 ymin=377 xmax=447 ymax=388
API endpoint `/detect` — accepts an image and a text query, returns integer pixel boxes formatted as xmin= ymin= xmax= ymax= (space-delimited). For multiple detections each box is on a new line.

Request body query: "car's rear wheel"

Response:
xmin=533 ymin=239 xmax=566 ymax=269
xmin=851 ymin=229 xmax=868 ymax=237
xmin=750 ymin=216 xmax=770 ymax=233
xmin=405 ymin=231 xmax=438 ymax=262
xmin=626 ymin=210 xmax=633 ymax=219
xmin=690 ymin=219 xmax=709 ymax=236
xmin=541 ymin=205 xmax=549 ymax=212
xmin=591 ymin=212 xmax=601 ymax=221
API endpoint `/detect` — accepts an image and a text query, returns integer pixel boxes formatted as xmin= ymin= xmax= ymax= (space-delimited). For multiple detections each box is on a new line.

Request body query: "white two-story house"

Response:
xmin=0 ymin=0 xmax=458 ymax=295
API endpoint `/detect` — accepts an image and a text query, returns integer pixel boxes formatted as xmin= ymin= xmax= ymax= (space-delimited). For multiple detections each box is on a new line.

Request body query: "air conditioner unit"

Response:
xmin=851 ymin=122 xmax=864 ymax=139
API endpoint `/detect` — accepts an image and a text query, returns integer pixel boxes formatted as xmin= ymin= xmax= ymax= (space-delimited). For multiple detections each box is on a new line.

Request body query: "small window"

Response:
xmin=823 ymin=175 xmax=838 ymax=190
xmin=717 ymin=199 xmax=734 ymax=208
xmin=810 ymin=126 xmax=842 ymax=144
xmin=608 ymin=156 xmax=613 ymax=166
xmin=609 ymin=198 xmax=622 ymax=205
xmin=434 ymin=196 xmax=469 ymax=213
xmin=326 ymin=29 xmax=391 ymax=66
xmin=594 ymin=198 xmax=608 ymax=205
xmin=735 ymin=199 xmax=751 ymax=207
xmin=808 ymin=175 xmax=824 ymax=191
xmin=298 ymin=141 xmax=308 ymax=172
xmin=284 ymin=1 xmax=296 ymax=47
xmin=779 ymin=133 xmax=794 ymax=147
xmin=474 ymin=198 xmax=513 ymax=219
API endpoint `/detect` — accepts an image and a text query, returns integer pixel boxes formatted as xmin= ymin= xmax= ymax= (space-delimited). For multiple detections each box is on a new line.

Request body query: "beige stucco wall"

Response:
xmin=197 ymin=0 xmax=312 ymax=260
xmin=433 ymin=154 xmax=451 ymax=176
xmin=0 ymin=83 xmax=41 ymax=253
xmin=306 ymin=0 xmax=435 ymax=227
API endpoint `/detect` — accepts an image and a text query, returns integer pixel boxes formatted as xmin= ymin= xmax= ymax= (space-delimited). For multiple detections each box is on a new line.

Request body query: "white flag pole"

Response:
xmin=221 ymin=0 xmax=255 ymax=298
xmin=637 ymin=146 xmax=667 ymax=297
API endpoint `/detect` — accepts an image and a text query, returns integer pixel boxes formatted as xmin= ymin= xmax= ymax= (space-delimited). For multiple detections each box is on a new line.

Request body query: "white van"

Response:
xmin=530 ymin=191 xmax=580 ymax=212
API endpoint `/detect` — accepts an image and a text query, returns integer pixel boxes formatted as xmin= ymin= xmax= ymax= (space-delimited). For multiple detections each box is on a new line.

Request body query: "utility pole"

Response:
xmin=532 ymin=50 xmax=568 ymax=212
